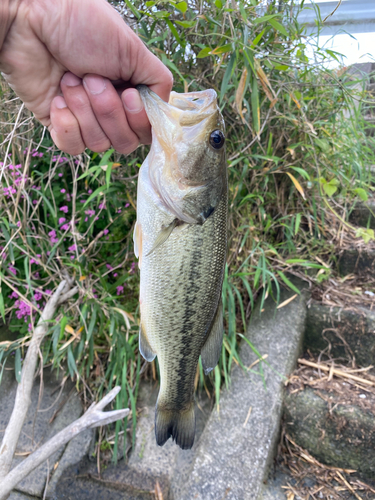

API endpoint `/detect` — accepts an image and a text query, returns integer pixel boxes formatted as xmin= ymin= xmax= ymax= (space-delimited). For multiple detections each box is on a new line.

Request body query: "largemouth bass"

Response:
xmin=134 ymin=85 xmax=227 ymax=450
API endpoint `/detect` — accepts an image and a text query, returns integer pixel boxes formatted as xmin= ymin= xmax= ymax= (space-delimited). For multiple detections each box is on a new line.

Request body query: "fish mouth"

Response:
xmin=136 ymin=85 xmax=219 ymax=128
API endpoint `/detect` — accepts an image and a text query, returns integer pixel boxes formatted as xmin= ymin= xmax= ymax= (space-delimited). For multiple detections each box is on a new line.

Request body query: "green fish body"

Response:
xmin=134 ymin=86 xmax=227 ymax=449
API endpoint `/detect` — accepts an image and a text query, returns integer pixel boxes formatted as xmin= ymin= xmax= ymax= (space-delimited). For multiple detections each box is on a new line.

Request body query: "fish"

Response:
xmin=134 ymin=85 xmax=228 ymax=450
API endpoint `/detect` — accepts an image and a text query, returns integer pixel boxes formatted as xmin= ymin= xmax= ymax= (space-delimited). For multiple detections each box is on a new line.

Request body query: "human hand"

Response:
xmin=0 ymin=0 xmax=173 ymax=155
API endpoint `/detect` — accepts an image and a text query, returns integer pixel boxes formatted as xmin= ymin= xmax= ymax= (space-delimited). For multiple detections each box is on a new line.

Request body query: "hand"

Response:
xmin=0 ymin=0 xmax=173 ymax=155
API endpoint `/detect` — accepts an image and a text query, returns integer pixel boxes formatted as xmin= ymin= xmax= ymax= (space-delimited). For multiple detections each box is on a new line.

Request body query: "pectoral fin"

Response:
xmin=133 ymin=222 xmax=143 ymax=268
xmin=146 ymin=219 xmax=177 ymax=257
xmin=200 ymin=301 xmax=224 ymax=375
xmin=139 ymin=323 xmax=156 ymax=362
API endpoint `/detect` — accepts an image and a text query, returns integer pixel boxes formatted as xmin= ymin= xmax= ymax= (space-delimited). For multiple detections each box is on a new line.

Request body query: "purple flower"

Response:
xmin=59 ymin=217 xmax=66 ymax=224
xmin=106 ymin=264 xmax=113 ymax=270
xmin=116 ymin=286 xmax=124 ymax=295
xmin=61 ymin=223 xmax=70 ymax=231
xmin=48 ymin=230 xmax=59 ymax=244
xmin=85 ymin=209 xmax=95 ymax=217
xmin=8 ymin=265 xmax=17 ymax=276
xmin=68 ymin=244 xmax=77 ymax=252
xmin=58 ymin=173 xmax=63 ymax=177
xmin=61 ymin=189 xmax=66 ymax=193
xmin=60 ymin=206 xmax=68 ymax=213
xmin=45 ymin=289 xmax=52 ymax=295
xmin=88 ymin=189 xmax=93 ymax=194
xmin=15 ymin=299 xmax=31 ymax=320
xmin=125 ymin=203 xmax=130 ymax=208
xmin=34 ymin=291 xmax=42 ymax=302
xmin=129 ymin=262 xmax=136 ymax=274
xmin=113 ymin=273 xmax=118 ymax=277
xmin=103 ymin=229 xmax=109 ymax=235
xmin=99 ymin=202 xmax=106 ymax=210
xmin=10 ymin=291 xmax=18 ymax=299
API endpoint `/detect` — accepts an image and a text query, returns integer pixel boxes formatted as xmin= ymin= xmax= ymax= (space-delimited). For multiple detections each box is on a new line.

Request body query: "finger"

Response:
xmin=122 ymin=89 xmax=152 ymax=145
xmin=83 ymin=74 xmax=139 ymax=155
xmin=49 ymin=96 xmax=85 ymax=155
xmin=61 ymin=72 xmax=111 ymax=153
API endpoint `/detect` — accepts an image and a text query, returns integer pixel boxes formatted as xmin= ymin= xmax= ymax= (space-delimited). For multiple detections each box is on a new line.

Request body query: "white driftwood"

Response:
xmin=0 ymin=386 xmax=129 ymax=500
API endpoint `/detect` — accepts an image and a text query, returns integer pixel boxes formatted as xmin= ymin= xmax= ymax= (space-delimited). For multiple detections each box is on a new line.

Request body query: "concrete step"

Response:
xmin=304 ymin=302 xmax=375 ymax=367
xmin=338 ymin=247 xmax=375 ymax=277
xmin=349 ymin=199 xmax=375 ymax=230
xmin=52 ymin=279 xmax=309 ymax=500
xmin=284 ymin=368 xmax=375 ymax=479
xmin=177 ymin=279 xmax=309 ymax=500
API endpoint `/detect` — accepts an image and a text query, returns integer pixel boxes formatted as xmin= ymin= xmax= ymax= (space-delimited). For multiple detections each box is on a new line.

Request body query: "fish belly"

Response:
xmin=135 ymin=157 xmax=227 ymax=448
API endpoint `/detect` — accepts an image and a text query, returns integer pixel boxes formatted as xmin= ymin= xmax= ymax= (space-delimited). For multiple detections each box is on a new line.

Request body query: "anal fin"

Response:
xmin=200 ymin=300 xmax=224 ymax=375
xmin=139 ymin=323 xmax=156 ymax=362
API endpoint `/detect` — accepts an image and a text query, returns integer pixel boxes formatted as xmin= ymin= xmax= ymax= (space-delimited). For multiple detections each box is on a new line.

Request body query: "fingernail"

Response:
xmin=55 ymin=96 xmax=67 ymax=109
xmin=62 ymin=72 xmax=81 ymax=87
xmin=122 ymin=90 xmax=143 ymax=113
xmin=84 ymin=75 xmax=106 ymax=95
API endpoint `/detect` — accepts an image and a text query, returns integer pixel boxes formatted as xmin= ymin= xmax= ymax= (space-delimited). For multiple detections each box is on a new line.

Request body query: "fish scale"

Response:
xmin=134 ymin=86 xmax=228 ymax=449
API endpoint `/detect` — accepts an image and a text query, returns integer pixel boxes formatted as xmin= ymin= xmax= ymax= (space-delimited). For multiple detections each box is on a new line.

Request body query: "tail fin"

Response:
xmin=155 ymin=403 xmax=195 ymax=450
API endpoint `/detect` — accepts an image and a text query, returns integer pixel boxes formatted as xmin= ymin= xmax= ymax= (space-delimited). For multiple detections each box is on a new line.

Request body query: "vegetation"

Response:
xmin=0 ymin=0 xmax=374 ymax=459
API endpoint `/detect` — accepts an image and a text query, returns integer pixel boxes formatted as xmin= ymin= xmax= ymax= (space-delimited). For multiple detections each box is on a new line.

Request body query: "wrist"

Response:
xmin=0 ymin=0 xmax=20 ymax=50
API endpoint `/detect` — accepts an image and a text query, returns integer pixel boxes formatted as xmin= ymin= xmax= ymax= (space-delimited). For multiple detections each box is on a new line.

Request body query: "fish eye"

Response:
xmin=209 ymin=130 xmax=225 ymax=150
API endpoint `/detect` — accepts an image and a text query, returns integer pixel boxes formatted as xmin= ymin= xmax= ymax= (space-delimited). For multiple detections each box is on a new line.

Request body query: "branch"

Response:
xmin=0 ymin=280 xmax=76 ymax=479
xmin=0 ymin=387 xmax=129 ymax=500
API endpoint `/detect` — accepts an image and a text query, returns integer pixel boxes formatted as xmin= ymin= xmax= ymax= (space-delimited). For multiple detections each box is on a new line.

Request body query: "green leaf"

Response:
xmin=355 ymin=227 xmax=375 ymax=244
xmin=251 ymin=75 xmax=260 ymax=133
xmin=220 ymin=51 xmax=236 ymax=103
xmin=354 ymin=188 xmax=368 ymax=202
xmin=145 ymin=1 xmax=155 ymax=6
xmin=0 ymin=289 xmax=5 ymax=322
xmin=15 ymin=348 xmax=22 ymax=383
xmin=153 ymin=10 xmax=170 ymax=18
xmin=215 ymin=0 xmax=223 ymax=8
xmin=274 ymin=64 xmax=289 ymax=71
xmin=277 ymin=271 xmax=301 ymax=294
xmin=175 ymin=1 xmax=187 ymax=13
xmin=124 ymin=0 xmax=140 ymax=19
xmin=166 ymin=20 xmax=182 ymax=45
xmin=253 ymin=14 xmax=280 ymax=25
xmin=322 ymin=178 xmax=339 ymax=197
xmin=197 ymin=46 xmax=211 ymax=58
xmin=251 ymin=29 xmax=266 ymax=48
xmin=268 ymin=18 xmax=288 ymax=37
xmin=174 ymin=19 xmax=195 ymax=28
xmin=211 ymin=44 xmax=232 ymax=55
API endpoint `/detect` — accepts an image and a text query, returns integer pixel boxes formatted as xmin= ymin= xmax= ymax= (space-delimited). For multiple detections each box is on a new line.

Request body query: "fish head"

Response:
xmin=137 ymin=85 xmax=227 ymax=224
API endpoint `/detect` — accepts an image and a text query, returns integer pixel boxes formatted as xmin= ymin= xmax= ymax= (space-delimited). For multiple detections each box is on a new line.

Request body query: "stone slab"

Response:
xmin=349 ymin=199 xmax=375 ymax=230
xmin=304 ymin=302 xmax=375 ymax=366
xmin=177 ymin=279 xmax=309 ymax=500
xmin=46 ymin=428 xmax=94 ymax=499
xmin=284 ymin=386 xmax=375 ymax=478
xmin=338 ymin=248 xmax=375 ymax=277
xmin=8 ymin=493 xmax=36 ymax=500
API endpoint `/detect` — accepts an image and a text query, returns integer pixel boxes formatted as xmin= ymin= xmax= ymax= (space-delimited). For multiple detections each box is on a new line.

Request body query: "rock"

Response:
xmin=304 ymin=302 xmax=375 ymax=366
xmin=349 ymin=199 xmax=375 ymax=230
xmin=338 ymin=248 xmax=375 ymax=277
xmin=177 ymin=279 xmax=309 ymax=500
xmin=7 ymin=493 xmax=36 ymax=500
xmin=284 ymin=386 xmax=375 ymax=478
xmin=46 ymin=428 xmax=94 ymax=499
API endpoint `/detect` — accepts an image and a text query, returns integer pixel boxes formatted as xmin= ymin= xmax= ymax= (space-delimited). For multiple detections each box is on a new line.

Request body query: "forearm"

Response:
xmin=0 ymin=0 xmax=19 ymax=50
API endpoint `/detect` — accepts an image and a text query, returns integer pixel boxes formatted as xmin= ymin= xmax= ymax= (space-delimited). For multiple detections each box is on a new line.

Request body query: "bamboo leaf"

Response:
xmin=220 ymin=52 xmax=236 ymax=103
xmin=286 ymin=172 xmax=306 ymax=200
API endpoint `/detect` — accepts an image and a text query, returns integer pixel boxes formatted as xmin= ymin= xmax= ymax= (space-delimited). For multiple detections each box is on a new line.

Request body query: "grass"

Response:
xmin=0 ymin=0 xmax=375 ymax=460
